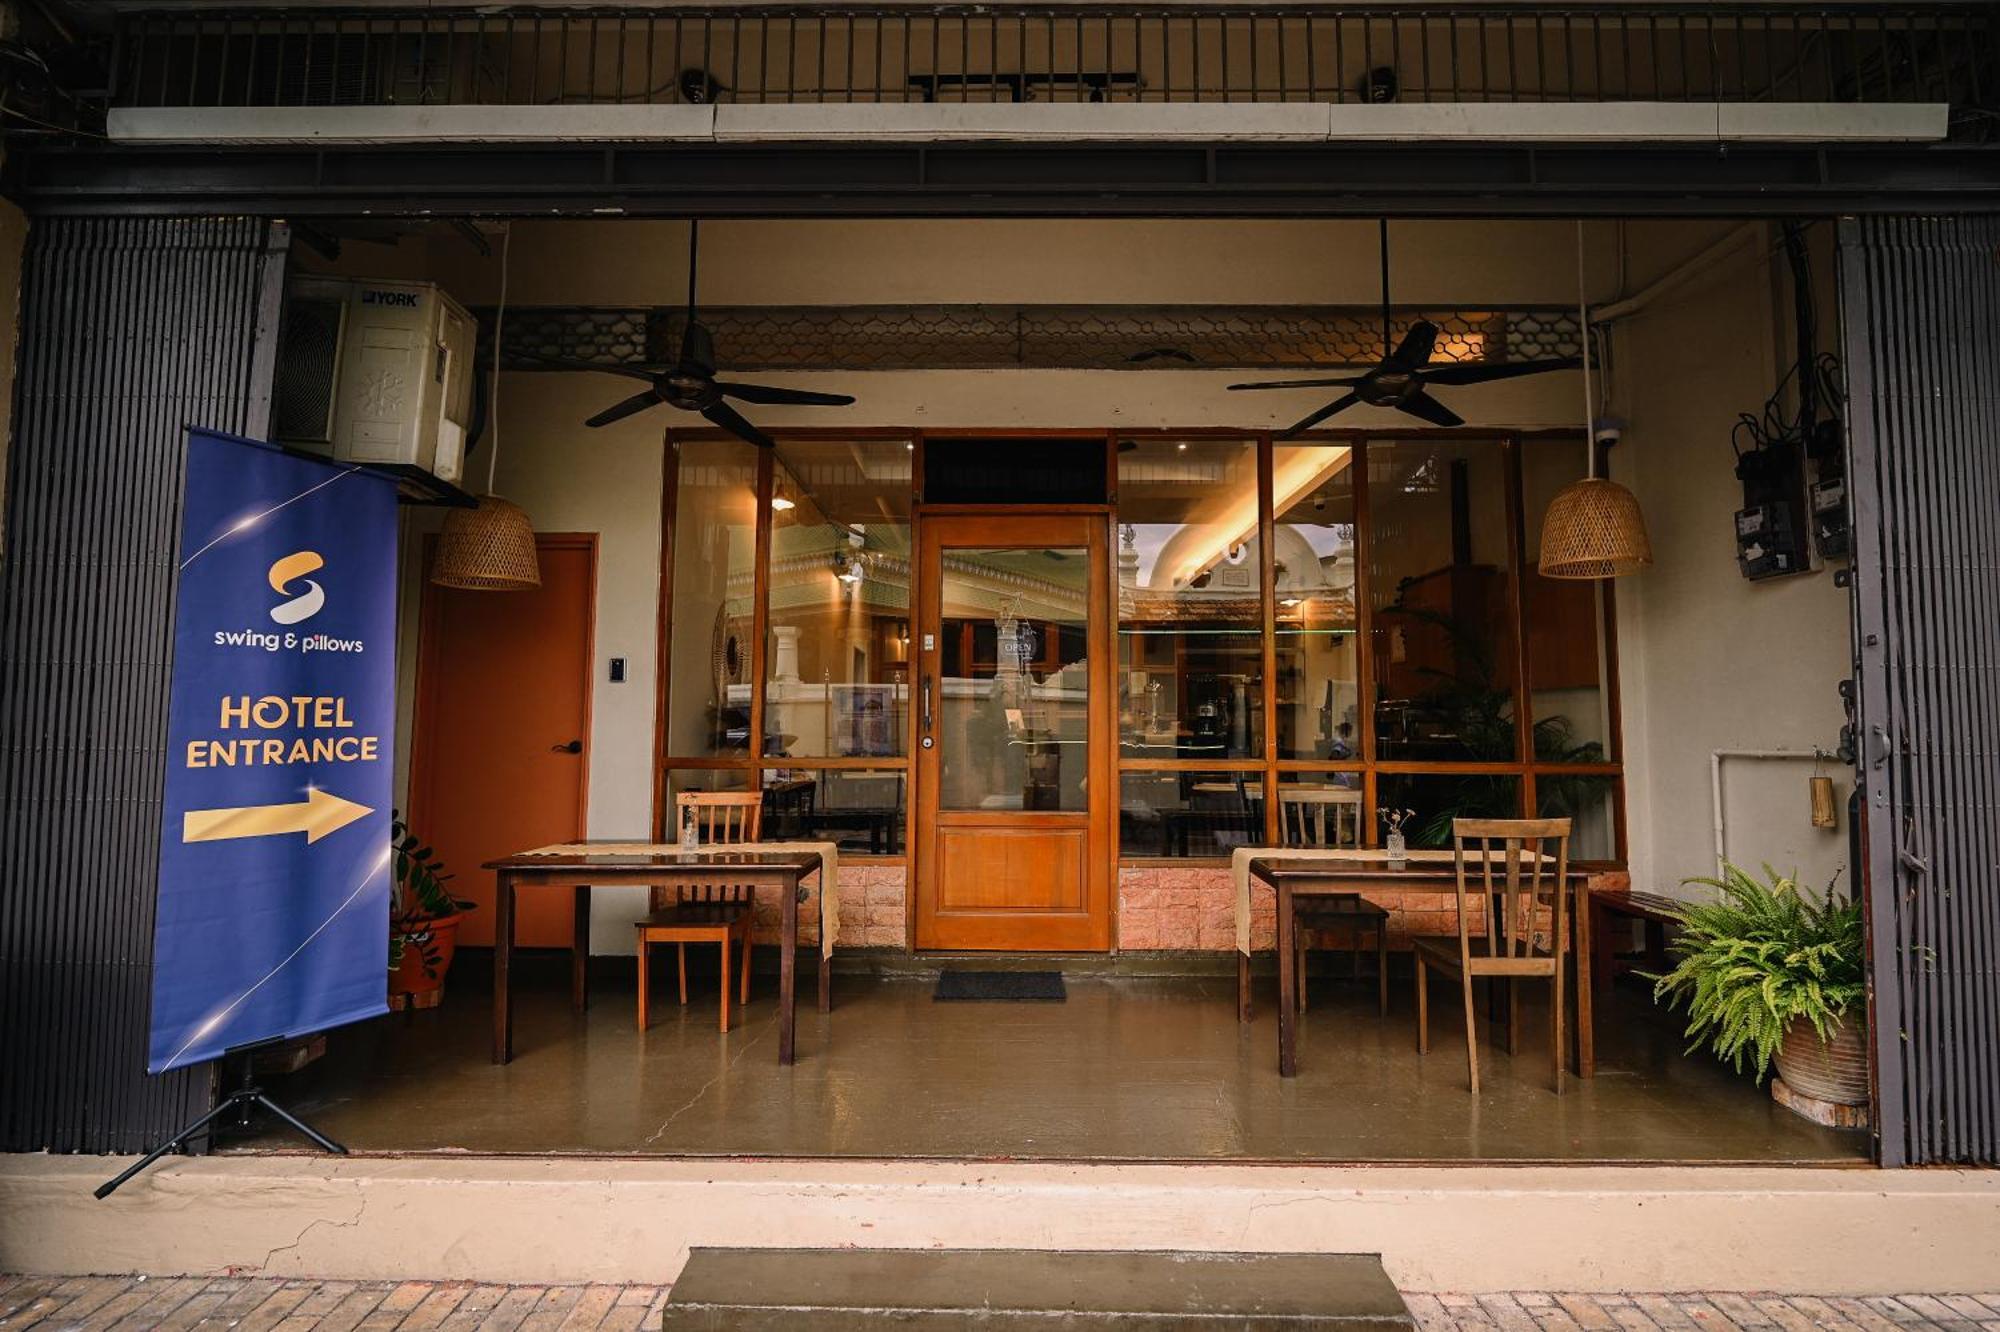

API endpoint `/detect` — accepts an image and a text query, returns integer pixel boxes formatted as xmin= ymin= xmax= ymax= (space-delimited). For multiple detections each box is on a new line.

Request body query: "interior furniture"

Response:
xmin=1278 ymin=785 xmax=1365 ymax=848
xmin=1586 ymin=885 xmax=1681 ymax=1006
xmin=1411 ymin=818 xmax=1574 ymax=1094
xmin=484 ymin=844 xmax=830 ymax=1066
xmin=1244 ymin=850 xmax=1593 ymax=1078
xmin=636 ymin=792 xmax=765 ymax=1034
xmin=1293 ymin=897 xmax=1390 ymax=1017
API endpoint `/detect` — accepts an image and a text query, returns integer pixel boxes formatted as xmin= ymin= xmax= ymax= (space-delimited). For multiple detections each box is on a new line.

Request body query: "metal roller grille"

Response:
xmin=1840 ymin=212 xmax=2000 ymax=1167
xmin=0 ymin=216 xmax=284 ymax=1154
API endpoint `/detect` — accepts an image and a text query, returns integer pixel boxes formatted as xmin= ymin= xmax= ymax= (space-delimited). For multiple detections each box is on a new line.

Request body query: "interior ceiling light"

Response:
xmin=771 ymin=496 xmax=796 ymax=511
xmin=435 ymin=223 xmax=540 ymax=592
xmin=1538 ymin=222 xmax=1653 ymax=580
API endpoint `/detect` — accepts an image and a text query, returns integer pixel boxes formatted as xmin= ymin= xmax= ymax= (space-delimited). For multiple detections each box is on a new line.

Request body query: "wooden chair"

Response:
xmin=635 ymin=791 xmax=763 ymax=1034
xmin=1412 ymin=817 xmax=1572 ymax=1093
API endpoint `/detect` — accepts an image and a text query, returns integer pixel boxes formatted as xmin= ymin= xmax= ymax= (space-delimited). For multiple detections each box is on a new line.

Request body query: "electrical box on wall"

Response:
xmin=1733 ymin=439 xmax=1811 ymax=580
xmin=1735 ymin=502 xmax=1807 ymax=579
xmin=272 ymin=276 xmax=477 ymax=485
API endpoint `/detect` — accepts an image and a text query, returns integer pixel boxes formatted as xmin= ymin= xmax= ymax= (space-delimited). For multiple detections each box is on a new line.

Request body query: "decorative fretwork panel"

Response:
xmin=490 ymin=305 xmax=1582 ymax=371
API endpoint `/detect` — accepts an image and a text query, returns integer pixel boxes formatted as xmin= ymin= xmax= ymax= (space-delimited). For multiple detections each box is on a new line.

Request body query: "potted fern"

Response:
xmin=389 ymin=814 xmax=476 ymax=1011
xmin=1649 ymin=863 xmax=1869 ymax=1115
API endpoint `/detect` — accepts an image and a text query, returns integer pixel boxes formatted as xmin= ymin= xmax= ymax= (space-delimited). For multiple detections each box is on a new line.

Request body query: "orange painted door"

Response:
xmin=913 ymin=514 xmax=1113 ymax=951
xmin=411 ymin=534 xmax=595 ymax=948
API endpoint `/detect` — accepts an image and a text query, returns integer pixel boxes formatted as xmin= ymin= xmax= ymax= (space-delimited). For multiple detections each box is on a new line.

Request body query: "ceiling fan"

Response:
xmin=530 ymin=221 xmax=854 ymax=447
xmin=1228 ymin=220 xmax=1580 ymax=437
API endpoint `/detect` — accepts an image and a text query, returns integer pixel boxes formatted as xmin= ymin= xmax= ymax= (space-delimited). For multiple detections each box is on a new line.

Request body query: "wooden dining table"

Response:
xmin=482 ymin=844 xmax=832 ymax=1067
xmin=1245 ymin=853 xmax=1596 ymax=1079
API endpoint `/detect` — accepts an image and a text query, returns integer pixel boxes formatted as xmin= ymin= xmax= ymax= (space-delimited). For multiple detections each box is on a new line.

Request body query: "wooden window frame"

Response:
xmin=654 ymin=426 xmax=1626 ymax=871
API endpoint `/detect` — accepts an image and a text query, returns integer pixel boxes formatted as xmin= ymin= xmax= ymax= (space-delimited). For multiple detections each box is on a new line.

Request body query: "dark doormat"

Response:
xmin=933 ymin=970 xmax=1067 ymax=1003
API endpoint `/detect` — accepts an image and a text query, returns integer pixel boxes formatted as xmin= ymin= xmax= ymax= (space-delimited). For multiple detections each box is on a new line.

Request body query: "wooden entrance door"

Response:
xmin=411 ymin=534 xmax=596 ymax=948
xmin=914 ymin=514 xmax=1113 ymax=951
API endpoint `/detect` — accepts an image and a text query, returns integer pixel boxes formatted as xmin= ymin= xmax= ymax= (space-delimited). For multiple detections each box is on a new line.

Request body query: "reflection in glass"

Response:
xmin=1273 ymin=444 xmax=1360 ymax=760
xmin=1375 ymin=772 xmax=1522 ymax=850
xmin=661 ymin=768 xmax=754 ymax=840
xmin=1368 ymin=438 xmax=1520 ymax=762
xmin=937 ymin=547 xmax=1091 ymax=813
xmin=1120 ymin=770 xmax=1264 ymax=859
xmin=1115 ymin=439 xmax=1263 ymax=760
xmin=1539 ymin=778 xmax=1617 ymax=861
xmin=1521 ymin=437 xmax=1614 ymax=766
xmin=760 ymin=768 xmax=907 ymax=855
xmin=766 ymin=440 xmax=914 ymax=759
xmin=1276 ymin=770 xmax=1365 ymax=848
xmin=664 ymin=440 xmax=760 ymax=758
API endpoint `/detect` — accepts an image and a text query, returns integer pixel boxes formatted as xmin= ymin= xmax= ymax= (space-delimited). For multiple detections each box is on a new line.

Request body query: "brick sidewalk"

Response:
xmin=2 ymin=1277 xmax=1996 ymax=1331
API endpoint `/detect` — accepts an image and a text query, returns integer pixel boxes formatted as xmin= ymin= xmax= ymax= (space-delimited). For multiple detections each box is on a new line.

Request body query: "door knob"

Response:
xmin=552 ymin=739 xmax=583 ymax=754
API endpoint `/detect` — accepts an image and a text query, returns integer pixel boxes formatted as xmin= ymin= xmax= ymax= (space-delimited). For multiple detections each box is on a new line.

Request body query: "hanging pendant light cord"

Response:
xmin=487 ymin=222 xmax=512 ymax=497
xmin=1577 ymin=220 xmax=1596 ymax=482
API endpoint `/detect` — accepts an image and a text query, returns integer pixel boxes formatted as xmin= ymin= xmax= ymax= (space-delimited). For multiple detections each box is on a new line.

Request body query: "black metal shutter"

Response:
xmin=0 ymin=216 xmax=287 ymax=1154
xmin=1839 ymin=214 xmax=2000 ymax=1168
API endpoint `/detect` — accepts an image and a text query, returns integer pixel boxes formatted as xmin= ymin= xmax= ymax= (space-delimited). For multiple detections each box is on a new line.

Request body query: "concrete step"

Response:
xmin=658 ymin=1248 xmax=1415 ymax=1329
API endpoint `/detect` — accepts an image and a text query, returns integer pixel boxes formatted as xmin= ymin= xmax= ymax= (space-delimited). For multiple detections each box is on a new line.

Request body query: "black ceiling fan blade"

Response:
xmin=516 ymin=351 xmax=661 ymax=382
xmin=679 ymin=320 xmax=718 ymax=377
xmin=1385 ymin=321 xmax=1440 ymax=371
xmin=584 ymin=388 xmax=667 ymax=428
xmin=1275 ymin=392 xmax=1362 ymax=440
xmin=701 ymin=399 xmax=777 ymax=449
xmin=1418 ymin=356 xmax=1583 ymax=386
xmin=1227 ymin=375 xmax=1366 ymax=392
xmin=717 ymin=382 xmax=856 ymax=407
xmin=1396 ymin=389 xmax=1466 ymax=429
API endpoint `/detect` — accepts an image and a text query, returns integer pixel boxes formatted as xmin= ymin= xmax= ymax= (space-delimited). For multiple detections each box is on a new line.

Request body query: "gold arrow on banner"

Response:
xmin=182 ymin=788 xmax=374 ymax=846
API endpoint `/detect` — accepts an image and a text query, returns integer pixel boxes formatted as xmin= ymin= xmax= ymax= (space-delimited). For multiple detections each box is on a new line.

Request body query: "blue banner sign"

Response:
xmin=148 ymin=429 xmax=399 ymax=1073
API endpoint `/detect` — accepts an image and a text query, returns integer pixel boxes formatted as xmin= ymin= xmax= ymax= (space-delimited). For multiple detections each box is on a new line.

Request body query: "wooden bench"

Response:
xmin=1587 ymin=886 xmax=1683 ymax=1002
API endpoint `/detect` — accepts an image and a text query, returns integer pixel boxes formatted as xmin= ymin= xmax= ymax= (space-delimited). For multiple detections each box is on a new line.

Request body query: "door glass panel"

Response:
xmin=937 ymin=546 xmax=1090 ymax=813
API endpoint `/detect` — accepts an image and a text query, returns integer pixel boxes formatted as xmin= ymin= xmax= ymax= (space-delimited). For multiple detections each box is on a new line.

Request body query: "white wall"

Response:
xmin=1608 ymin=221 xmax=1852 ymax=900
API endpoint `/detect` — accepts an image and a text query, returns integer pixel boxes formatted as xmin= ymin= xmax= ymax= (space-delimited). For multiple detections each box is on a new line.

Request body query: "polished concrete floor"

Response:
xmin=238 ymin=957 xmax=1868 ymax=1162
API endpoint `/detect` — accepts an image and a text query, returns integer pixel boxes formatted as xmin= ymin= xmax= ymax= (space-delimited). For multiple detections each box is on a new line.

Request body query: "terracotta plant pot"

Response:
xmin=390 ymin=912 xmax=465 ymax=1011
xmin=1772 ymin=1011 xmax=1869 ymax=1106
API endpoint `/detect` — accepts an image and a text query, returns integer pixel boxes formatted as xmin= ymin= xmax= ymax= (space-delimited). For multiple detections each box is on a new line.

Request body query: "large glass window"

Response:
xmin=765 ymin=439 xmax=914 ymax=760
xmin=660 ymin=430 xmax=1625 ymax=867
xmin=663 ymin=440 xmax=759 ymax=760
xmin=1521 ymin=437 xmax=1614 ymax=763
xmin=1376 ymin=772 xmax=1523 ymax=851
xmin=1120 ymin=769 xmax=1264 ymax=859
xmin=1115 ymin=439 xmax=1264 ymax=760
xmin=1366 ymin=438 xmax=1520 ymax=763
xmin=1272 ymin=443 xmax=1360 ymax=762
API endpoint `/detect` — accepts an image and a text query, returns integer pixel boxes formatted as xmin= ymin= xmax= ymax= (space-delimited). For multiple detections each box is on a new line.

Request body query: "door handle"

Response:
xmin=921 ymin=674 xmax=933 ymax=733
xmin=552 ymin=739 xmax=583 ymax=754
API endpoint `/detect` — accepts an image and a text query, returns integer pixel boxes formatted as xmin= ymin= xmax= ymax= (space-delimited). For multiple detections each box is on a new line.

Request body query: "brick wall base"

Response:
xmin=747 ymin=863 xmax=1630 ymax=953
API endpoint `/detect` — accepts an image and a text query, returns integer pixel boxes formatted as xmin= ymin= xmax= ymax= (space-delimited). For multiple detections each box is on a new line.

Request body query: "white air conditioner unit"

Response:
xmin=273 ymin=275 xmax=477 ymax=486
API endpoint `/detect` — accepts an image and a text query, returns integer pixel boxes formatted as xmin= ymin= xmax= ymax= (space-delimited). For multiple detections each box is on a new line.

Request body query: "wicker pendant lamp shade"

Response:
xmin=432 ymin=495 xmax=541 ymax=590
xmin=431 ymin=222 xmax=540 ymax=592
xmin=1537 ymin=222 xmax=1652 ymax=581
xmin=1538 ymin=476 xmax=1652 ymax=578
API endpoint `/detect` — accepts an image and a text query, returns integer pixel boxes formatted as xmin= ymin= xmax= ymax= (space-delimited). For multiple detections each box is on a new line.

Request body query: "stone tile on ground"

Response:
xmin=7 ymin=1281 xmax=2000 ymax=1330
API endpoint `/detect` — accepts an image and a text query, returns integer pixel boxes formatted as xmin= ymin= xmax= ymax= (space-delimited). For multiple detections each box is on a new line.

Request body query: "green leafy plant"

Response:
xmin=1648 ymin=863 xmax=1865 ymax=1082
xmin=389 ymin=812 xmax=475 ymax=977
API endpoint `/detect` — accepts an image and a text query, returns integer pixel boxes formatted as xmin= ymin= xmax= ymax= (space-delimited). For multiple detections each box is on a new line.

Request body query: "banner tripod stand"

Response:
xmin=96 ymin=1042 xmax=347 ymax=1200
